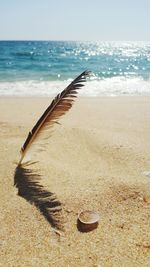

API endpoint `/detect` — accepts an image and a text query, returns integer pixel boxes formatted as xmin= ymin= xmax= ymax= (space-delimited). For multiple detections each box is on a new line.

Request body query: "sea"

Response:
xmin=0 ymin=41 xmax=150 ymax=96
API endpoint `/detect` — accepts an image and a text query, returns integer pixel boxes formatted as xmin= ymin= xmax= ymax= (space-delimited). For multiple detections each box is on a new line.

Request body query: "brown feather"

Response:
xmin=19 ymin=71 xmax=90 ymax=165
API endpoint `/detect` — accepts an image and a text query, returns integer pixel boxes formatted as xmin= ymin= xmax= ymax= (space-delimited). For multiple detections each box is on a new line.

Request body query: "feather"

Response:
xmin=19 ymin=70 xmax=90 ymax=165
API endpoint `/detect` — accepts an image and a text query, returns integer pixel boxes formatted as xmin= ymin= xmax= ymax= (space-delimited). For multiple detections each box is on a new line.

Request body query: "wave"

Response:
xmin=0 ymin=77 xmax=149 ymax=97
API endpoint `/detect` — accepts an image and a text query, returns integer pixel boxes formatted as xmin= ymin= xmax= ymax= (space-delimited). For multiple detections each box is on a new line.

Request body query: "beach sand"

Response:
xmin=1 ymin=96 xmax=150 ymax=267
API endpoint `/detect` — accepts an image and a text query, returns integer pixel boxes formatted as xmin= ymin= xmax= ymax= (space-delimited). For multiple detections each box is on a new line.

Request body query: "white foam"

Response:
xmin=0 ymin=77 xmax=149 ymax=97
xmin=83 ymin=77 xmax=150 ymax=96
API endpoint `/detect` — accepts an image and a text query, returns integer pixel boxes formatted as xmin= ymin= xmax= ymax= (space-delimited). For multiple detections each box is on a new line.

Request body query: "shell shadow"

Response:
xmin=14 ymin=165 xmax=63 ymax=230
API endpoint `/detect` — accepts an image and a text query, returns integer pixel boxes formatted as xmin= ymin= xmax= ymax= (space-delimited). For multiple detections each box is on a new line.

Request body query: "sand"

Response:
xmin=0 ymin=96 xmax=150 ymax=267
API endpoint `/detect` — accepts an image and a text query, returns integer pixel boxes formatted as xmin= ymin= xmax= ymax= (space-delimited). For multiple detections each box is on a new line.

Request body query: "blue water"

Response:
xmin=0 ymin=41 xmax=150 ymax=96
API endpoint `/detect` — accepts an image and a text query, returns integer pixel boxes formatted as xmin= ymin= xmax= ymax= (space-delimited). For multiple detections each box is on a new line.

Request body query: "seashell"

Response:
xmin=77 ymin=210 xmax=100 ymax=232
xmin=143 ymin=171 xmax=150 ymax=177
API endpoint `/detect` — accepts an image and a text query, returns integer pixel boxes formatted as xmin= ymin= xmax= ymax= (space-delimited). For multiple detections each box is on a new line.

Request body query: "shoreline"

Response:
xmin=0 ymin=94 xmax=150 ymax=98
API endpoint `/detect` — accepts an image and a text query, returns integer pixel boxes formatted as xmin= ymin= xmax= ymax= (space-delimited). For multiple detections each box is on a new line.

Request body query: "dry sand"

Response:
xmin=0 ymin=96 xmax=150 ymax=267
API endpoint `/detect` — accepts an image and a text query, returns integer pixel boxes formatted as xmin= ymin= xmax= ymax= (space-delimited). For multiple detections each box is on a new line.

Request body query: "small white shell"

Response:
xmin=143 ymin=171 xmax=150 ymax=177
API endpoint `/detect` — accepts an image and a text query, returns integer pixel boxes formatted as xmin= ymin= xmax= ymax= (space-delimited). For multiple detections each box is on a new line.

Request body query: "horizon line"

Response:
xmin=0 ymin=39 xmax=150 ymax=42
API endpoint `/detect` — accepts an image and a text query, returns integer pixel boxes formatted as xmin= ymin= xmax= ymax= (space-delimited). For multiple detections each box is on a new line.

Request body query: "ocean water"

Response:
xmin=0 ymin=41 xmax=150 ymax=96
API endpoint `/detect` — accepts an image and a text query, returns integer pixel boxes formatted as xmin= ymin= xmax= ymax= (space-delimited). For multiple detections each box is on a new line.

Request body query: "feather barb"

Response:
xmin=19 ymin=71 xmax=90 ymax=165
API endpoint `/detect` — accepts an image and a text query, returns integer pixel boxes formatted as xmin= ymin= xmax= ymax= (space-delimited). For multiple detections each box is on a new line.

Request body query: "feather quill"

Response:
xmin=19 ymin=71 xmax=90 ymax=165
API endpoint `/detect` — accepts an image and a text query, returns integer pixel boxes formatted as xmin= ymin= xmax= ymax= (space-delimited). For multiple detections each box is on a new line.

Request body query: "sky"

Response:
xmin=0 ymin=0 xmax=150 ymax=41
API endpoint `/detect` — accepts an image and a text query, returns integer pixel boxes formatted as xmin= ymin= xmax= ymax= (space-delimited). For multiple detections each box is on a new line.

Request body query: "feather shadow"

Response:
xmin=14 ymin=71 xmax=90 ymax=231
xmin=14 ymin=165 xmax=63 ymax=230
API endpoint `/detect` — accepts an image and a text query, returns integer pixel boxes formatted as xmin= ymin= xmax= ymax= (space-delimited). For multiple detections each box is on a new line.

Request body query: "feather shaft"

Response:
xmin=19 ymin=71 xmax=90 ymax=165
